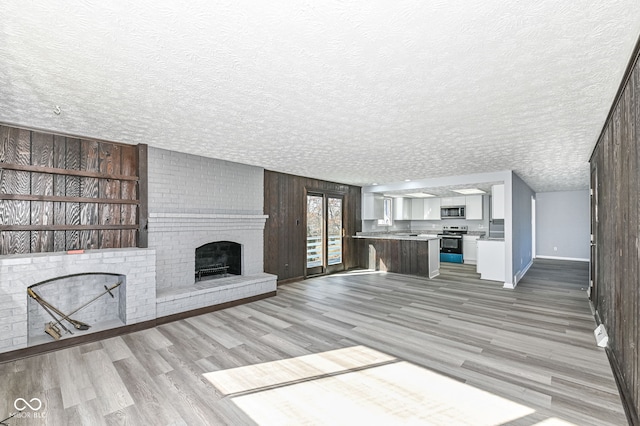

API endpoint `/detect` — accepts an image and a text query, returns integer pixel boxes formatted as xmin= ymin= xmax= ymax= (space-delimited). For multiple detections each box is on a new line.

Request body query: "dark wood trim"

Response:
xmin=0 ymin=194 xmax=139 ymax=205
xmin=0 ymin=224 xmax=139 ymax=231
xmin=591 ymin=32 xmax=640 ymax=161
xmin=0 ymin=291 xmax=276 ymax=363
xmin=0 ymin=162 xmax=139 ymax=181
xmin=155 ymin=291 xmax=276 ymax=325
xmin=137 ymin=144 xmax=149 ymax=248
xmin=276 ymin=276 xmax=304 ymax=285
xmin=606 ymin=347 xmax=640 ymax=426
xmin=0 ymin=319 xmax=156 ymax=363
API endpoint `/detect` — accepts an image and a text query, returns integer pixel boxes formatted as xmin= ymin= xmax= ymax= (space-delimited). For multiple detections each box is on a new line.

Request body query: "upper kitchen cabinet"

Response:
xmin=465 ymin=195 xmax=483 ymax=220
xmin=440 ymin=196 xmax=466 ymax=206
xmin=491 ymin=184 xmax=505 ymax=219
xmin=363 ymin=193 xmax=385 ymax=219
xmin=392 ymin=197 xmax=412 ymax=220
xmin=423 ymin=198 xmax=441 ymax=220
xmin=411 ymin=198 xmax=424 ymax=219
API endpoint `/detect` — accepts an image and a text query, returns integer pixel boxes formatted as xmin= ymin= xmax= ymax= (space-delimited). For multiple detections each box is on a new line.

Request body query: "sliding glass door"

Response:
xmin=306 ymin=193 xmax=344 ymax=276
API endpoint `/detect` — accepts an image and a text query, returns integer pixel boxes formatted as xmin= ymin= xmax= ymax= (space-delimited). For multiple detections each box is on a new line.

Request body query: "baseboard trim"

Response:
xmin=513 ymin=259 xmax=534 ymax=286
xmin=0 ymin=319 xmax=156 ymax=364
xmin=277 ymin=276 xmax=304 ymax=286
xmin=535 ymin=255 xmax=589 ymax=262
xmin=606 ymin=345 xmax=639 ymax=426
xmin=0 ymin=291 xmax=277 ymax=364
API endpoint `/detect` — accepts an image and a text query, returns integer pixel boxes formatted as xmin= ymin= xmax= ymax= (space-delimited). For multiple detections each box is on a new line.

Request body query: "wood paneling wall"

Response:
xmin=263 ymin=170 xmax=361 ymax=282
xmin=0 ymin=125 xmax=146 ymax=254
xmin=589 ymin=40 xmax=640 ymax=424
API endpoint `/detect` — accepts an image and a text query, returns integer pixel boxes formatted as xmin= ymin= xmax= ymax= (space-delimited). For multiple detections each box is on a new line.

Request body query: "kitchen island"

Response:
xmin=354 ymin=234 xmax=440 ymax=278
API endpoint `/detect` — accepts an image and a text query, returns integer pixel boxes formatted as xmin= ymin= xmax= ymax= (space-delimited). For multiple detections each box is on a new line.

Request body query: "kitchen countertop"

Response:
xmin=356 ymin=231 xmax=487 ymax=239
xmin=466 ymin=231 xmax=487 ymax=236
xmin=354 ymin=233 xmax=440 ymax=241
xmin=477 ymin=236 xmax=505 ymax=241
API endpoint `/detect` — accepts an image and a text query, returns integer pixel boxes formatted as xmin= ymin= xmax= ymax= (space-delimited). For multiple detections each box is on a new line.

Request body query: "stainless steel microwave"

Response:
xmin=441 ymin=206 xmax=465 ymax=219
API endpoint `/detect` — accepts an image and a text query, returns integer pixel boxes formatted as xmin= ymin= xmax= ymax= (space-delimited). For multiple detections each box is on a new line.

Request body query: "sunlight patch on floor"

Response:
xmin=203 ymin=345 xmax=570 ymax=425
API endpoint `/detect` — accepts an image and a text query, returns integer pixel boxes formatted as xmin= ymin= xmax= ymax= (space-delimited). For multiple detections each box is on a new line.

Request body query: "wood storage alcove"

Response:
xmin=0 ymin=125 xmax=148 ymax=254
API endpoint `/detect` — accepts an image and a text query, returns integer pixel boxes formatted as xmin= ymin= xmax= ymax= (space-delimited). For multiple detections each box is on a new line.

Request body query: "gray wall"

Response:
xmin=511 ymin=173 xmax=535 ymax=283
xmin=535 ymin=190 xmax=589 ymax=260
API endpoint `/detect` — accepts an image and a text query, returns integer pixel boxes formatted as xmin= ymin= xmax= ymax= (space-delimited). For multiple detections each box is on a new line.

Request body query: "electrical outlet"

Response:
xmin=553 ymin=246 xmax=558 ymax=251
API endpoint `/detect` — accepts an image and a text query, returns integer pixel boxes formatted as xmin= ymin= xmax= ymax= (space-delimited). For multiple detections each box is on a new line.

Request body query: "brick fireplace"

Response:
xmin=0 ymin=137 xmax=277 ymax=358
xmin=146 ymin=147 xmax=276 ymax=318
xmin=149 ymin=212 xmax=276 ymax=317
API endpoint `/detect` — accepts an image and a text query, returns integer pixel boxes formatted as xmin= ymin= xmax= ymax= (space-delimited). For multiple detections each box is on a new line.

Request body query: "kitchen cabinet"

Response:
xmin=491 ymin=184 xmax=505 ymax=219
xmin=477 ymin=239 xmax=505 ymax=281
xmin=465 ymin=195 xmax=483 ymax=220
xmin=363 ymin=193 xmax=384 ymax=220
xmin=463 ymin=235 xmax=479 ymax=264
xmin=441 ymin=196 xmax=466 ymax=207
xmin=392 ymin=197 xmax=412 ymax=220
xmin=423 ymin=198 xmax=441 ymax=220
xmin=411 ymin=198 xmax=424 ymax=219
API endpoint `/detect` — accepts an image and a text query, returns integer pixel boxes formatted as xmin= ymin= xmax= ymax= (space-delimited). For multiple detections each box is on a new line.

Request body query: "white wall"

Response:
xmin=535 ymin=190 xmax=590 ymax=261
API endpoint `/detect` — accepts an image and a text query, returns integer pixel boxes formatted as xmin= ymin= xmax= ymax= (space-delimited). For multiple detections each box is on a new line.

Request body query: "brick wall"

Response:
xmin=147 ymin=147 xmax=263 ymax=214
xmin=147 ymin=147 xmax=270 ymax=292
xmin=149 ymin=213 xmax=267 ymax=291
xmin=0 ymin=248 xmax=156 ymax=353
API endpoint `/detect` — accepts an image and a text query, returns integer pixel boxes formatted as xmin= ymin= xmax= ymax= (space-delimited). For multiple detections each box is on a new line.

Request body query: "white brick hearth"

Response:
xmin=156 ymin=273 xmax=276 ymax=317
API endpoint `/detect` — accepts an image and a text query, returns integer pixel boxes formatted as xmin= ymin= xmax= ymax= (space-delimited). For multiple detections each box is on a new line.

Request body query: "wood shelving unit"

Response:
xmin=0 ymin=125 xmax=147 ymax=254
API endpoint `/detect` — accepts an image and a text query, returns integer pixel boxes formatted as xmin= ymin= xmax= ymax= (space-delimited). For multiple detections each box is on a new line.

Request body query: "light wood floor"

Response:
xmin=0 ymin=259 xmax=627 ymax=425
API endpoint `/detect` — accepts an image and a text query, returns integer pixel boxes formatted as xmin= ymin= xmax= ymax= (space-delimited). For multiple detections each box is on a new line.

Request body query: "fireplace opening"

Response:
xmin=195 ymin=241 xmax=241 ymax=281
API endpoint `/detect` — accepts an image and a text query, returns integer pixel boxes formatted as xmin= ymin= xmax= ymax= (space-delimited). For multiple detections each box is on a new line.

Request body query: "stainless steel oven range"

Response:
xmin=438 ymin=225 xmax=468 ymax=263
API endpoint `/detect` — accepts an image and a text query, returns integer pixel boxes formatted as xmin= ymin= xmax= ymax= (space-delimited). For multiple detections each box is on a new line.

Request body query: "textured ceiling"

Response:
xmin=1 ymin=1 xmax=639 ymax=192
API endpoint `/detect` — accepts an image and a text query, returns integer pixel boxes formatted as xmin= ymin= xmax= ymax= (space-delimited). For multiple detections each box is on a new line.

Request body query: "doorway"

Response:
xmin=306 ymin=192 xmax=344 ymax=277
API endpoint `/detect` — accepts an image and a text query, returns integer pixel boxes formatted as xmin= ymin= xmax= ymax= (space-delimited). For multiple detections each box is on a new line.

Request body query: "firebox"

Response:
xmin=195 ymin=241 xmax=241 ymax=281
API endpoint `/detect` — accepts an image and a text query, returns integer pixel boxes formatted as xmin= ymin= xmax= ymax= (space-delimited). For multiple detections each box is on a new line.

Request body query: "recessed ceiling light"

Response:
xmin=452 ymin=188 xmax=486 ymax=195
xmin=406 ymin=192 xmax=436 ymax=198
xmin=404 ymin=179 xmax=411 ymax=182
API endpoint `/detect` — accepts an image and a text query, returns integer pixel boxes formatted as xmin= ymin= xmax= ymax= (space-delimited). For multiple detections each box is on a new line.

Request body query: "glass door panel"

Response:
xmin=306 ymin=194 xmax=324 ymax=275
xmin=306 ymin=193 xmax=344 ymax=276
xmin=327 ymin=197 xmax=343 ymax=266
